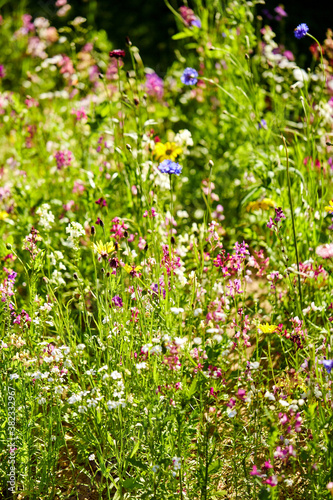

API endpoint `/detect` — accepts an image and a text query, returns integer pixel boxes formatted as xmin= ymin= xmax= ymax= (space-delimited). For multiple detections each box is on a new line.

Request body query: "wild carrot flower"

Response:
xmin=294 ymin=23 xmax=309 ymax=39
xmin=153 ymin=141 xmax=182 ymax=162
xmin=181 ymin=67 xmax=198 ymax=85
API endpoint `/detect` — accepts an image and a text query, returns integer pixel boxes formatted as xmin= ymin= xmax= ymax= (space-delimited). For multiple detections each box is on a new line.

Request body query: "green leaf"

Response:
xmin=172 ymin=30 xmax=194 ymax=40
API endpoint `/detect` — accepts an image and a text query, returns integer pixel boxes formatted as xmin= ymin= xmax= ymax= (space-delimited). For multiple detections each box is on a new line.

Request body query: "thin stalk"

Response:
xmin=281 ymin=135 xmax=303 ymax=310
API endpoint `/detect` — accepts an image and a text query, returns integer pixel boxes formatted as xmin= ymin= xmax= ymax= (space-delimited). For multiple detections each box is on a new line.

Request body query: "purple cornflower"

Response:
xmin=294 ymin=23 xmax=309 ymax=39
xmin=145 ymin=73 xmax=164 ymax=99
xmin=322 ymin=359 xmax=333 ymax=374
xmin=158 ymin=159 xmax=182 ymax=175
xmin=181 ymin=67 xmax=198 ymax=85
xmin=112 ymin=295 xmax=123 ymax=308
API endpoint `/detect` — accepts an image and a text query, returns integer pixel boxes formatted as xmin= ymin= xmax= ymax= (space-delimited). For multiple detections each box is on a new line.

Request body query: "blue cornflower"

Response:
xmin=294 ymin=23 xmax=309 ymax=39
xmin=158 ymin=159 xmax=182 ymax=175
xmin=322 ymin=359 xmax=333 ymax=374
xmin=181 ymin=67 xmax=199 ymax=85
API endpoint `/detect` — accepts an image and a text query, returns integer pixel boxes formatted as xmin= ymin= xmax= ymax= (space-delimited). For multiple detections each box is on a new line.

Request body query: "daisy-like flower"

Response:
xmin=258 ymin=323 xmax=279 ymax=334
xmin=92 ymin=241 xmax=115 ymax=259
xmin=325 ymin=200 xmax=333 ymax=214
xmin=153 ymin=141 xmax=182 ymax=162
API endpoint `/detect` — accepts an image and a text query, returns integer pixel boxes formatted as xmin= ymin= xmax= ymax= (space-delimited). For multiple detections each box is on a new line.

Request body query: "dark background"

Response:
xmin=2 ymin=0 xmax=331 ymax=71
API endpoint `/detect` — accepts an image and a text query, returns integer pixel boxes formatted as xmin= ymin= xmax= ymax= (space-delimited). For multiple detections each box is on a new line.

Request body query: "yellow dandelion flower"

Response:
xmin=258 ymin=323 xmax=278 ymax=334
xmin=325 ymin=200 xmax=333 ymax=214
xmin=153 ymin=142 xmax=182 ymax=162
xmin=0 ymin=211 xmax=9 ymax=221
xmin=246 ymin=198 xmax=276 ymax=212
xmin=92 ymin=240 xmax=115 ymax=258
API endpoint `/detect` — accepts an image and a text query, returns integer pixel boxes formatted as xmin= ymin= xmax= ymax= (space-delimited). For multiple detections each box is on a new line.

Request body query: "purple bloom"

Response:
xmin=274 ymin=207 xmax=286 ymax=223
xmin=294 ymin=23 xmax=309 ymax=39
xmin=322 ymin=359 xmax=333 ymax=374
xmin=0 ymin=65 xmax=6 ymax=79
xmin=158 ymin=159 xmax=182 ymax=175
xmin=54 ymin=150 xmax=72 ymax=170
xmin=181 ymin=67 xmax=198 ymax=85
xmin=145 ymin=73 xmax=164 ymax=99
xmin=191 ymin=18 xmax=201 ymax=28
xmin=274 ymin=6 xmax=287 ymax=18
xmin=112 ymin=295 xmax=123 ymax=308
xmin=258 ymin=119 xmax=267 ymax=129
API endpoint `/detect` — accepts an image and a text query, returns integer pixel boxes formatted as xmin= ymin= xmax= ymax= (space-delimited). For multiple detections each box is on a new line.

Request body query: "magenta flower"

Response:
xmin=145 ymin=73 xmax=164 ymax=99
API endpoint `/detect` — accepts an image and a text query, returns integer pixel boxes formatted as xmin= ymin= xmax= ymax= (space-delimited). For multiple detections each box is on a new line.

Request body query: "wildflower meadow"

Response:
xmin=1 ymin=1 xmax=333 ymax=498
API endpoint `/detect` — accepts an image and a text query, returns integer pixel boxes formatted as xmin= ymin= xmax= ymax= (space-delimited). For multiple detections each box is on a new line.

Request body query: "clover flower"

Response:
xmin=294 ymin=23 xmax=309 ymax=39
xmin=158 ymin=159 xmax=182 ymax=175
xmin=181 ymin=67 xmax=198 ymax=85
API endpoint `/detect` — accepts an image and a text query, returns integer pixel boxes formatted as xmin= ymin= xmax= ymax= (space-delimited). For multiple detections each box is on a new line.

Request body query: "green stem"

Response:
xmin=281 ymin=135 xmax=303 ymax=311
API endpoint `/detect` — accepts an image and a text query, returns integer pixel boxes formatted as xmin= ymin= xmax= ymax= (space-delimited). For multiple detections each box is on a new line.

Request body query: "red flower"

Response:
xmin=109 ymin=49 xmax=125 ymax=59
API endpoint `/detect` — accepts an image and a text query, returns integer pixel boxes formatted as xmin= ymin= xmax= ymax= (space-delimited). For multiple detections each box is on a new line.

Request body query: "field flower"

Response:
xmin=158 ymin=160 xmax=182 ymax=175
xmin=66 ymin=221 xmax=85 ymax=249
xmin=181 ymin=67 xmax=198 ymax=85
xmin=321 ymin=359 xmax=333 ymax=374
xmin=92 ymin=240 xmax=115 ymax=259
xmin=325 ymin=200 xmax=333 ymax=213
xmin=316 ymin=243 xmax=333 ymax=259
xmin=247 ymin=198 xmax=275 ymax=212
xmin=153 ymin=141 xmax=182 ymax=162
xmin=294 ymin=23 xmax=309 ymax=39
xmin=145 ymin=72 xmax=164 ymax=99
xmin=109 ymin=49 xmax=125 ymax=59
xmin=258 ymin=323 xmax=278 ymax=334
xmin=36 ymin=203 xmax=54 ymax=230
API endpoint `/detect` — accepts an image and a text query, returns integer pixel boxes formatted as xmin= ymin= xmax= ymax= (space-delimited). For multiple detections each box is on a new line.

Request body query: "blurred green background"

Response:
xmin=0 ymin=0 xmax=330 ymax=72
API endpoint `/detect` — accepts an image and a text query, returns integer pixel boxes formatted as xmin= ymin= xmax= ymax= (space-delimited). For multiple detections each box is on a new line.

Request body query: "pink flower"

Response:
xmin=265 ymin=475 xmax=278 ymax=487
xmin=250 ymin=465 xmax=262 ymax=476
xmin=316 ymin=243 xmax=333 ymax=259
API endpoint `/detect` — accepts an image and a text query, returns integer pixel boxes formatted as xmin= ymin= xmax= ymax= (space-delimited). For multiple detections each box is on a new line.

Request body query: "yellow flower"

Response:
xmin=246 ymin=198 xmax=276 ymax=212
xmin=325 ymin=200 xmax=333 ymax=214
xmin=258 ymin=323 xmax=278 ymax=334
xmin=0 ymin=211 xmax=9 ymax=221
xmin=153 ymin=142 xmax=182 ymax=162
xmin=124 ymin=264 xmax=142 ymax=275
xmin=92 ymin=240 xmax=115 ymax=258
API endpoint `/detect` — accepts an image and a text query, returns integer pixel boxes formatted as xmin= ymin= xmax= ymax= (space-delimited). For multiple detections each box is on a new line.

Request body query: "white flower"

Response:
xmin=279 ymin=399 xmax=289 ymax=407
xmin=193 ymin=337 xmax=202 ymax=345
xmin=249 ymin=361 xmax=260 ymax=370
xmin=65 ymin=221 xmax=85 ymax=249
xmin=54 ymin=385 xmax=64 ymax=395
xmin=227 ymin=408 xmax=237 ymax=418
xmin=110 ymin=370 xmax=122 ymax=380
xmin=172 ymin=456 xmax=181 ymax=470
xmin=76 ymin=343 xmax=86 ymax=350
xmin=152 ymin=464 xmax=160 ymax=473
xmin=136 ymin=362 xmax=147 ymax=371
xmin=36 ymin=203 xmax=55 ymax=230
xmin=193 ymin=308 xmax=202 ymax=317
xmin=213 ymin=334 xmax=223 ymax=343
xmin=264 ymin=391 xmax=275 ymax=401
xmin=170 ymin=307 xmax=184 ymax=315
xmin=9 ymin=374 xmax=19 ymax=380
xmin=68 ymin=394 xmax=82 ymax=404
xmin=89 ymin=454 xmax=96 ymax=461
xmin=37 ymin=396 xmax=47 ymax=404
xmin=78 ymin=405 xmax=87 ymax=413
